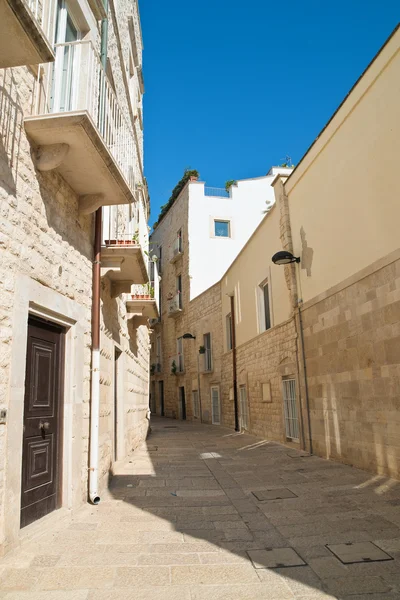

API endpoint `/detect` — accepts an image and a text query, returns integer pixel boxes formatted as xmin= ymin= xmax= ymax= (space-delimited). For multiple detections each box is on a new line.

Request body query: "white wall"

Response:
xmin=188 ymin=169 xmax=292 ymax=300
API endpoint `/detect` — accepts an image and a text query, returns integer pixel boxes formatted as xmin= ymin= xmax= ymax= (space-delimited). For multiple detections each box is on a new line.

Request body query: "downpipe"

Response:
xmin=89 ymin=208 xmax=102 ymax=505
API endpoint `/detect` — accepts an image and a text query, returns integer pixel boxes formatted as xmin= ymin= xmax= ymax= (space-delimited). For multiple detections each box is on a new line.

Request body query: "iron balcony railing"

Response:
xmin=204 ymin=187 xmax=230 ymax=198
xmin=35 ymin=39 xmax=136 ymax=193
xmin=130 ymin=260 xmax=159 ymax=311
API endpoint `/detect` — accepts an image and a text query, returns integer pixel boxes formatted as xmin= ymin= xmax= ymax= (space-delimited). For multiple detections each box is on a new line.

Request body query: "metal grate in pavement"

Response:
xmin=251 ymin=488 xmax=298 ymax=501
xmin=326 ymin=542 xmax=394 ymax=564
xmin=247 ymin=547 xmax=307 ymax=569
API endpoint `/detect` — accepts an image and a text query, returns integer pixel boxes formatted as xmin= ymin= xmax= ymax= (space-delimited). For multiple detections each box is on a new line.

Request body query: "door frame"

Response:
xmin=3 ymin=275 xmax=86 ymax=552
xmin=21 ymin=316 xmax=66 ymax=528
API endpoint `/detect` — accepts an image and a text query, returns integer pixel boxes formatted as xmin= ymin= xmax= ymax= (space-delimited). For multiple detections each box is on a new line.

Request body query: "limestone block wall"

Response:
xmin=302 ymin=252 xmax=400 ymax=479
xmin=0 ymin=64 xmax=93 ymax=540
xmin=186 ymin=283 xmax=223 ymax=423
xmin=220 ymin=318 xmax=300 ymax=441
xmin=150 ymin=186 xmax=190 ymax=418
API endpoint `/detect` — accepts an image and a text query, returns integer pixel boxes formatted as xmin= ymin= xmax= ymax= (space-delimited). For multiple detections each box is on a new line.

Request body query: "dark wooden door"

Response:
xmin=179 ymin=386 xmax=186 ymax=420
xmin=21 ymin=317 xmax=64 ymax=528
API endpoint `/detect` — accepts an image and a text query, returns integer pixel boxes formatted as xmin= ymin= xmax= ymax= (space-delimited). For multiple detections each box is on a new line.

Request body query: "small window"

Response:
xmin=158 ymin=246 xmax=162 ymax=273
xmin=262 ymin=281 xmax=271 ymax=331
xmin=239 ymin=385 xmax=249 ymax=430
xmin=156 ymin=335 xmax=162 ymax=368
xmin=226 ymin=314 xmax=232 ymax=351
xmin=192 ymin=390 xmax=200 ymax=419
xmin=177 ymin=229 xmax=183 ymax=252
xmin=177 ymin=337 xmax=184 ymax=372
xmin=203 ymin=333 xmax=212 ymax=371
xmin=211 ymin=386 xmax=221 ymax=425
xmin=214 ymin=220 xmax=230 ymax=238
xmin=176 ymin=274 xmax=182 ymax=309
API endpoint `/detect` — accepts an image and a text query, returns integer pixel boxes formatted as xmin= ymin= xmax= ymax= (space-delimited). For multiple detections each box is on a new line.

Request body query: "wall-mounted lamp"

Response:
xmin=271 ymin=250 xmax=300 ymax=265
xmin=182 ymin=333 xmax=196 ymax=340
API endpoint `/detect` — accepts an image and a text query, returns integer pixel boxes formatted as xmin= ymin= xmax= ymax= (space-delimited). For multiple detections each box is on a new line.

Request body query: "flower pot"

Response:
xmin=105 ymin=239 xmax=117 ymax=245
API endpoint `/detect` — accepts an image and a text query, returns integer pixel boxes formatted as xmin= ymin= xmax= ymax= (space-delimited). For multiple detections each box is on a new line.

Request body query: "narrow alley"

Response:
xmin=0 ymin=418 xmax=400 ymax=599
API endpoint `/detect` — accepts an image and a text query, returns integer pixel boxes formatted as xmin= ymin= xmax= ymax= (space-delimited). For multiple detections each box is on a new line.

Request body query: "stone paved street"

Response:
xmin=1 ymin=417 xmax=400 ymax=599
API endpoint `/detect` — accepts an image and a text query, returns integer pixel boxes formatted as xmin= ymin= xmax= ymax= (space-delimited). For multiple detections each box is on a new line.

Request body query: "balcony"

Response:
xmin=126 ymin=261 xmax=160 ymax=321
xmin=168 ymin=293 xmax=182 ymax=318
xmin=0 ymin=0 xmax=55 ymax=68
xmin=170 ymin=237 xmax=183 ymax=264
xmin=100 ymin=206 xmax=149 ymax=297
xmin=171 ymin=356 xmax=184 ymax=376
xmin=25 ymin=40 xmax=136 ymax=214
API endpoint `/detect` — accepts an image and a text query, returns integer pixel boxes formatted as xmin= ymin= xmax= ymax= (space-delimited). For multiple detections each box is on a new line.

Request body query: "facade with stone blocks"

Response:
xmin=150 ymin=25 xmax=400 ymax=480
xmin=0 ymin=0 xmax=152 ymax=556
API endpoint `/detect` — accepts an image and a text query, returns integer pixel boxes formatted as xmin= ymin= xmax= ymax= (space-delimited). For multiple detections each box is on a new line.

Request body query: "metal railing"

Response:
xmin=36 ymin=39 xmax=136 ymax=193
xmin=204 ymin=187 xmax=230 ymax=198
xmin=25 ymin=0 xmax=56 ymax=41
xmin=203 ymin=348 xmax=212 ymax=372
xmin=130 ymin=260 xmax=159 ymax=312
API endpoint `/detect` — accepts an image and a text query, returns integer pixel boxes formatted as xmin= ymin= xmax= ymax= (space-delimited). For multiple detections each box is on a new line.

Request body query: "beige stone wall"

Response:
xmin=302 ymin=251 xmax=400 ymax=478
xmin=150 ymin=185 xmax=190 ymax=418
xmin=0 ymin=0 xmax=149 ymax=552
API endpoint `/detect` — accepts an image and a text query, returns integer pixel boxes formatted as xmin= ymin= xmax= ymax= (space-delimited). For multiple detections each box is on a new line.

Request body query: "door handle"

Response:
xmin=39 ymin=421 xmax=50 ymax=431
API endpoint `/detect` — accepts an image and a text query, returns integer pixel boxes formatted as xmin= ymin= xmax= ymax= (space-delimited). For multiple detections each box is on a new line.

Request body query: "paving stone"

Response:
xmin=88 ymin=588 xmax=191 ymax=600
xmin=30 ymin=555 xmax=61 ymax=567
xmin=171 ymin=565 xmax=260 ymax=585
xmin=38 ymin=568 xmax=115 ymax=591
xmin=323 ymin=576 xmax=391 ymax=596
xmin=0 ymin=569 xmax=42 ymax=591
xmin=326 ymin=541 xmax=393 ymax=564
xmin=189 ymin=583 xmax=294 ymax=599
xmin=137 ymin=553 xmax=200 ymax=565
xmin=247 ymin=548 xmax=306 ymax=569
xmin=114 ymin=567 xmax=170 ymax=587
xmin=2 ymin=593 xmax=89 ymax=600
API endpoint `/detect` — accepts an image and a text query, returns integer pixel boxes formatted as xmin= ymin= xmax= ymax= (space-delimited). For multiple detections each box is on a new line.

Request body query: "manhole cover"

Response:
xmin=326 ymin=542 xmax=393 ymax=564
xmin=251 ymin=488 xmax=297 ymax=501
xmin=247 ymin=548 xmax=306 ymax=569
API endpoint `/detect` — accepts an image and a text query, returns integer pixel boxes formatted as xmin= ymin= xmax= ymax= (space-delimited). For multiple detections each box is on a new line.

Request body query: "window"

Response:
xmin=214 ymin=220 xmax=231 ymax=238
xmin=211 ymin=386 xmax=221 ymax=425
xmin=177 ymin=337 xmax=184 ymax=372
xmin=192 ymin=390 xmax=200 ymax=419
xmin=177 ymin=229 xmax=183 ymax=252
xmin=239 ymin=385 xmax=249 ymax=430
xmin=158 ymin=246 xmax=162 ymax=273
xmin=176 ymin=274 xmax=182 ymax=309
xmin=226 ymin=313 xmax=232 ymax=351
xmin=128 ymin=54 xmax=137 ymax=117
xmin=156 ymin=335 xmax=162 ymax=369
xmin=282 ymin=379 xmax=299 ymax=441
xmin=203 ymin=333 xmax=212 ymax=372
xmin=53 ymin=0 xmax=81 ymax=113
xmin=258 ymin=280 xmax=271 ymax=332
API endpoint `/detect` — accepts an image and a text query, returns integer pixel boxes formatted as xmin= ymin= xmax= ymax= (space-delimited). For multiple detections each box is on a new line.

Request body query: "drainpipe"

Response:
xmin=89 ymin=208 xmax=102 ymax=504
xmin=88 ymin=3 xmax=109 ymax=505
xmin=230 ymin=295 xmax=240 ymax=432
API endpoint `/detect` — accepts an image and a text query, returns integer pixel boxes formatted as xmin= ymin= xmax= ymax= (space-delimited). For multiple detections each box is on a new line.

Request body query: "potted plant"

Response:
xmin=104 ymin=239 xmax=117 ymax=245
xmin=131 ymin=231 xmax=139 ymax=244
xmin=150 ymin=364 xmax=156 ymax=375
xmin=171 ymin=360 xmax=177 ymax=375
xmin=199 ymin=346 xmax=206 ymax=354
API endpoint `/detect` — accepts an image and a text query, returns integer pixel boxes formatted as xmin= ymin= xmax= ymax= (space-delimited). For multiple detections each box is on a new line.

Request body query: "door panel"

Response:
xmin=21 ymin=317 xmax=64 ymax=528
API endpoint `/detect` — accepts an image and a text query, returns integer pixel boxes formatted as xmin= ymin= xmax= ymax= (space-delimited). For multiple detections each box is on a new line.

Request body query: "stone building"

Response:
xmin=0 ymin=0 xmax=156 ymax=555
xmin=150 ymin=25 xmax=400 ymax=480
xmin=149 ymin=168 xmax=292 ymax=421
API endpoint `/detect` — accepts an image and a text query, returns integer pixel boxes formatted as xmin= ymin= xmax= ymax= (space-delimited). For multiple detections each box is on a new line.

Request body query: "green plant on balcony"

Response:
xmin=150 ymin=363 xmax=156 ymax=375
xmin=225 ymin=180 xmax=237 ymax=192
xmin=153 ymin=168 xmax=199 ymax=229
xmin=199 ymin=346 xmax=206 ymax=354
xmin=171 ymin=360 xmax=177 ymax=375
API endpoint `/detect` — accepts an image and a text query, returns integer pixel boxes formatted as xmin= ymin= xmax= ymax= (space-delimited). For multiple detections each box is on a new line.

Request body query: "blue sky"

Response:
xmin=140 ymin=2 xmax=399 ymax=226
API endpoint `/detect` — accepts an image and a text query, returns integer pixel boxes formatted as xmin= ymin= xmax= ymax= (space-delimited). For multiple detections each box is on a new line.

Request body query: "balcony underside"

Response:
xmin=126 ymin=299 xmax=159 ymax=320
xmin=168 ymin=308 xmax=183 ymax=318
xmin=0 ymin=0 xmax=55 ymax=68
xmin=101 ymin=245 xmax=148 ymax=297
xmin=24 ymin=112 xmax=134 ymax=214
